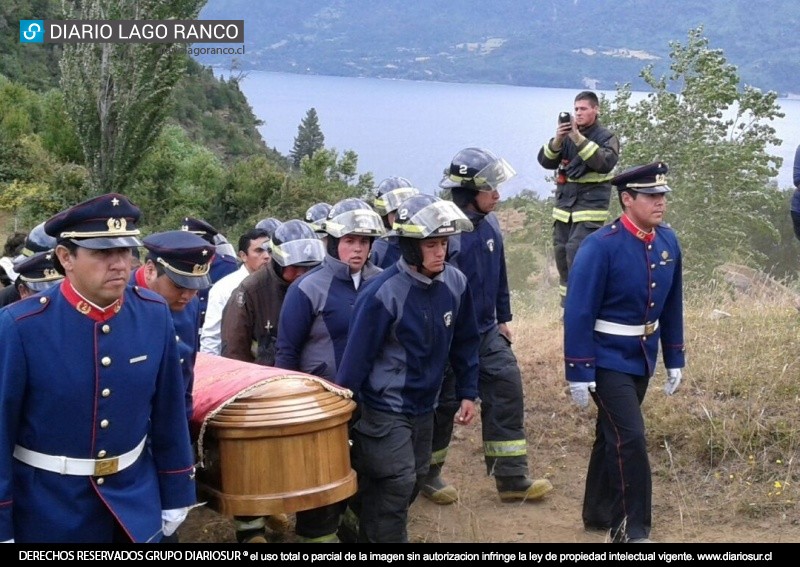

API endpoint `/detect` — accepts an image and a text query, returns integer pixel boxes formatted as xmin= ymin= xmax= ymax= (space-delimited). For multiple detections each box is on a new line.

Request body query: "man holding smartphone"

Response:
xmin=537 ymin=91 xmax=620 ymax=307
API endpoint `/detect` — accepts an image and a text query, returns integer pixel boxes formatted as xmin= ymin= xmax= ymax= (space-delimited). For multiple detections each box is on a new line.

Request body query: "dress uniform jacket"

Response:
xmin=132 ymin=267 xmax=201 ymax=423
xmin=563 ymin=218 xmax=686 ymax=381
xmin=0 ymin=280 xmax=196 ymax=543
xmin=197 ymin=253 xmax=237 ymax=326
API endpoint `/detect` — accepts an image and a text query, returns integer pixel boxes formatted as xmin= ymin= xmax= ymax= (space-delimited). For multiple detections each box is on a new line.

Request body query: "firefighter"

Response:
xmin=335 ymin=193 xmax=479 ymax=542
xmin=370 ymin=176 xmax=420 ymax=268
xmin=425 ymin=147 xmax=553 ymax=505
xmin=537 ymin=91 xmax=620 ymax=305
xmin=564 ymin=161 xmax=685 ymax=543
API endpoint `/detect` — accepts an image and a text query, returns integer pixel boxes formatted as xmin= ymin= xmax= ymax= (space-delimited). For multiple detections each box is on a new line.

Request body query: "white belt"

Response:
xmin=594 ymin=319 xmax=659 ymax=337
xmin=13 ymin=436 xmax=147 ymax=476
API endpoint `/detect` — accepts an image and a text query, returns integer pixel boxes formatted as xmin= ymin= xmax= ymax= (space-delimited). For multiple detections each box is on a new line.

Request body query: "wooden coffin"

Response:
xmin=191 ymin=353 xmax=357 ymax=517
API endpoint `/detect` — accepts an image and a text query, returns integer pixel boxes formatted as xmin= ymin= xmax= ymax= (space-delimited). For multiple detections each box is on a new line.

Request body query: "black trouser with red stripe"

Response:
xmin=582 ymin=368 xmax=652 ymax=542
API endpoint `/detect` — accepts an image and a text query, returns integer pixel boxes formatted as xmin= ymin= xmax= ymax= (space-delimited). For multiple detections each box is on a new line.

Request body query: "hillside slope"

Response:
xmin=197 ymin=0 xmax=800 ymax=95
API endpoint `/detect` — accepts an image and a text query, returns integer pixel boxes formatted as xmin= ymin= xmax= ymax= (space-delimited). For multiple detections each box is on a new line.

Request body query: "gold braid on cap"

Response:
xmin=628 ymin=173 xmax=668 ymax=188
xmin=21 ymin=268 xmax=63 ymax=283
xmin=60 ymin=218 xmax=140 ymax=238
xmin=156 ymin=257 xmax=210 ymax=277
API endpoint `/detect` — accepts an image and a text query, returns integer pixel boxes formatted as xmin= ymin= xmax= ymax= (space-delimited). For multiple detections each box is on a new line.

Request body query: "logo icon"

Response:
xmin=20 ymin=20 xmax=44 ymax=43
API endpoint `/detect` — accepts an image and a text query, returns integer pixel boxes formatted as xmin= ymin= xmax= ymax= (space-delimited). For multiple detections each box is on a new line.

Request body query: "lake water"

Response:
xmin=226 ymin=70 xmax=800 ymax=196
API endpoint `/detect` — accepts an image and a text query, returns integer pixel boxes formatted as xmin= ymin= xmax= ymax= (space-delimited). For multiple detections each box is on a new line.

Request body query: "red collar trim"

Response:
xmin=60 ymin=278 xmax=123 ymax=322
xmin=621 ymin=214 xmax=655 ymax=243
xmin=134 ymin=266 xmax=149 ymax=288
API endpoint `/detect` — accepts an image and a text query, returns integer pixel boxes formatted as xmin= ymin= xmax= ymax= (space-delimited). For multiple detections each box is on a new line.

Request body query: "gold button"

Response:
xmin=175 ymin=335 xmax=180 ymax=342
xmin=97 ymin=450 xmax=107 ymax=458
xmin=180 ymin=358 xmax=185 ymax=364
xmin=100 ymin=419 xmax=109 ymax=428
xmin=647 ymin=244 xmax=653 ymax=250
xmin=585 ymin=363 xmax=591 ymax=367
xmin=39 ymin=297 xmax=47 ymax=304
xmin=96 ymin=477 xmax=105 ymax=485
xmin=650 ymin=302 xmax=655 ymax=307
xmin=650 ymin=263 xmax=656 ymax=269
xmin=102 ymin=324 xmax=111 ymax=334
xmin=101 ymin=388 xmax=111 ymax=397
xmin=568 ymin=363 xmax=575 ymax=368
xmin=101 ymin=356 xmax=111 ymax=367
xmin=650 ymin=282 xmax=657 ymax=288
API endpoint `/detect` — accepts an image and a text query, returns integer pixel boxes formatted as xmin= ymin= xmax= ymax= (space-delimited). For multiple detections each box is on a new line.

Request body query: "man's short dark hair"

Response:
xmin=575 ymin=91 xmax=599 ymax=107
xmin=617 ymin=188 xmax=638 ymax=209
xmin=238 ymin=228 xmax=268 ymax=254
xmin=3 ymin=232 xmax=26 ymax=257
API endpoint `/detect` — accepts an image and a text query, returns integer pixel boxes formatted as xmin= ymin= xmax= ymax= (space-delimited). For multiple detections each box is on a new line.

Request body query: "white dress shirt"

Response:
xmin=199 ymin=264 xmax=248 ymax=355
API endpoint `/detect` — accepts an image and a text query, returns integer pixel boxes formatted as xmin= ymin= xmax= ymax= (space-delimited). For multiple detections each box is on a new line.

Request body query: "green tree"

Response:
xmin=602 ymin=27 xmax=785 ymax=279
xmin=59 ymin=0 xmax=204 ymax=194
xmin=127 ymin=125 xmax=225 ymax=232
xmin=290 ymin=107 xmax=325 ymax=167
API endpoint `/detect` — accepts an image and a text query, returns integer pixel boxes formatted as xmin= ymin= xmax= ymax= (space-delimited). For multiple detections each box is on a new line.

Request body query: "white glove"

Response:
xmin=568 ymin=381 xmax=596 ymax=409
xmin=162 ymin=507 xmax=190 ymax=537
xmin=2 ymin=539 xmax=13 ymax=543
xmin=665 ymin=368 xmax=682 ymax=396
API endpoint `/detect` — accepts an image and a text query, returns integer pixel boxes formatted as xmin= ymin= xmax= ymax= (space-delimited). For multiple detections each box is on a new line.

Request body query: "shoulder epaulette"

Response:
xmin=132 ymin=285 xmax=168 ymax=306
xmin=7 ymin=294 xmax=52 ymax=321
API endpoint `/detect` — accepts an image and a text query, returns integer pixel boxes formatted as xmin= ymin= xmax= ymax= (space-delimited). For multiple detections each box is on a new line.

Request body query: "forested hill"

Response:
xmin=197 ymin=0 xmax=800 ymax=96
xmin=1 ymin=0 xmax=270 ymax=164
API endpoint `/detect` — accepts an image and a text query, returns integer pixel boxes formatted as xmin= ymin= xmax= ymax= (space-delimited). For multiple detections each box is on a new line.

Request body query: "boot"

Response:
xmin=234 ymin=516 xmax=267 ymax=543
xmin=418 ymin=464 xmax=458 ymax=505
xmin=337 ymin=506 xmax=359 ymax=543
xmin=265 ymin=514 xmax=291 ymax=533
xmin=495 ymin=475 xmax=553 ymax=502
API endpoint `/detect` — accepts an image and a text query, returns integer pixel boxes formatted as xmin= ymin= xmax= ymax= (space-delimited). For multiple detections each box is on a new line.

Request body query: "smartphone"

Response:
xmin=558 ymin=112 xmax=571 ymax=124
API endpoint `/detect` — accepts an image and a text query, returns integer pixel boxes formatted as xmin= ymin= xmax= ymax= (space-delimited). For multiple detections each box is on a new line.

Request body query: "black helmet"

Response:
xmin=373 ymin=177 xmax=420 ymax=218
xmin=22 ymin=222 xmax=57 ymax=257
xmin=438 ymin=147 xmax=516 ymax=192
xmin=324 ymin=198 xmax=385 ymax=259
xmin=270 ymin=219 xmax=325 ymax=269
xmin=304 ymin=203 xmax=332 ymax=234
xmin=394 ymin=194 xmax=473 ymax=268
xmin=255 ymin=217 xmax=283 ymax=240
xmin=324 ymin=198 xmax=385 ymax=238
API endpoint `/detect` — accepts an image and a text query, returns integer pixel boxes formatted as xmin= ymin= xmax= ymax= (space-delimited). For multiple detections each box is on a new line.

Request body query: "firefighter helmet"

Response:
xmin=304 ymin=203 xmax=332 ymax=234
xmin=324 ymin=198 xmax=385 ymax=239
xmin=438 ymin=147 xmax=516 ymax=191
xmin=373 ymin=177 xmax=420 ymax=217
xmin=269 ymin=219 xmax=325 ymax=268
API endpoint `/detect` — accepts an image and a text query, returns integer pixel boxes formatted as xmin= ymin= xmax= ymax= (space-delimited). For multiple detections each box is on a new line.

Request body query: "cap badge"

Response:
xmin=43 ymin=268 xmax=60 ymax=279
xmin=107 ymin=217 xmax=128 ymax=233
xmin=111 ymin=197 xmax=120 ymax=206
xmin=192 ymin=264 xmax=208 ymax=275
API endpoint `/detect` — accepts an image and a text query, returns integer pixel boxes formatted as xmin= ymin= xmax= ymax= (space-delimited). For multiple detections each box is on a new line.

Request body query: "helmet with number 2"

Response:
xmin=394 ymin=194 xmax=472 ymax=268
xmin=438 ymin=147 xmax=516 ymax=192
